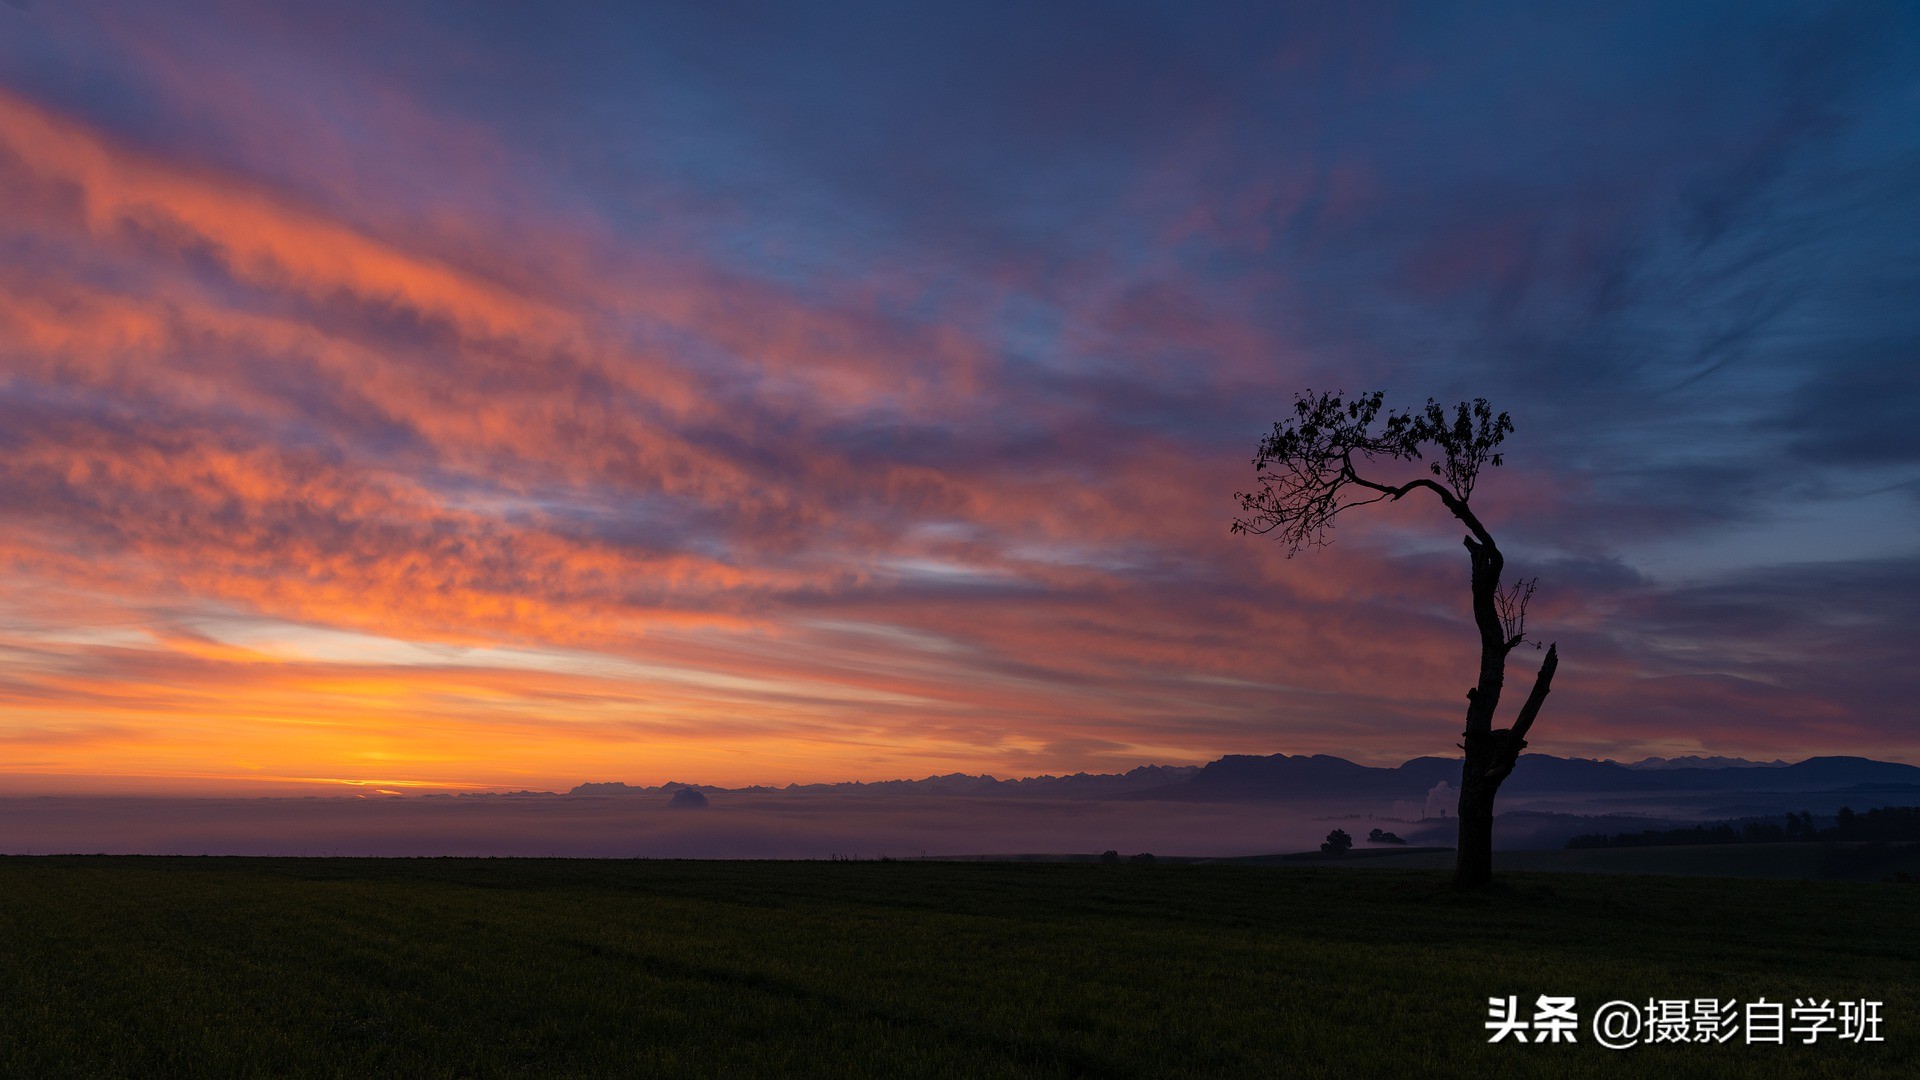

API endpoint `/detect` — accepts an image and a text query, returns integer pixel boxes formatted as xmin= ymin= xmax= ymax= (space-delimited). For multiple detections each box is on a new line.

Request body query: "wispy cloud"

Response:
xmin=1 ymin=1 xmax=1916 ymax=791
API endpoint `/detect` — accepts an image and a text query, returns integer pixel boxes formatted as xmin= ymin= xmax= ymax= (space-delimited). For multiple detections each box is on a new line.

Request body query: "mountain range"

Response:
xmin=569 ymin=753 xmax=1920 ymax=803
xmin=568 ymin=763 xmax=1200 ymax=799
xmin=1130 ymin=753 xmax=1920 ymax=803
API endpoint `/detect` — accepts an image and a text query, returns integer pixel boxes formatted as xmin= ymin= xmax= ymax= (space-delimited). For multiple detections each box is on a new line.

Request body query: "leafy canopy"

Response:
xmin=1231 ymin=390 xmax=1513 ymax=555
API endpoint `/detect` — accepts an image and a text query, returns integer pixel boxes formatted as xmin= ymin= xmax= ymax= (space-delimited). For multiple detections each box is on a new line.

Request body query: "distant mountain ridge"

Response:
xmin=566 ymin=764 xmax=1200 ymax=799
xmin=568 ymin=754 xmax=1918 ymax=801
xmin=1625 ymin=755 xmax=1789 ymax=770
xmin=1126 ymin=753 xmax=1920 ymax=803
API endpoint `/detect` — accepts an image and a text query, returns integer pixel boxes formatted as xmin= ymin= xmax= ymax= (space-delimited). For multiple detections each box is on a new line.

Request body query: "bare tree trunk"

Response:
xmin=1454 ymin=536 xmax=1506 ymax=888
xmin=1454 ymin=646 xmax=1559 ymax=887
xmin=1455 ymin=753 xmax=1498 ymax=888
xmin=1451 ymin=534 xmax=1559 ymax=889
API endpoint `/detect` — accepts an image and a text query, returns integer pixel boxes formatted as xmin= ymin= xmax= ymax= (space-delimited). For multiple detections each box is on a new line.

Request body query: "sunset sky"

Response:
xmin=2 ymin=2 xmax=1917 ymax=795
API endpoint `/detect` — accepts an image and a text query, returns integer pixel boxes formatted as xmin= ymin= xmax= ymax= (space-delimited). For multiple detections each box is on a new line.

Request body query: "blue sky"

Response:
xmin=0 ymin=1 xmax=1915 ymax=791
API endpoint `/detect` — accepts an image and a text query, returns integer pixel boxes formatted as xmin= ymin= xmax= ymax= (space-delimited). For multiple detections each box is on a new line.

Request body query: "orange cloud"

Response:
xmin=3 ymin=73 xmax=1909 ymax=800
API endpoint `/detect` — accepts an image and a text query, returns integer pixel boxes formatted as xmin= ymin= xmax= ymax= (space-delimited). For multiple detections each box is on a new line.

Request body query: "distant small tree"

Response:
xmin=1099 ymin=849 xmax=1121 ymax=865
xmin=1235 ymin=391 xmax=1559 ymax=889
xmin=1129 ymin=852 xmax=1157 ymax=864
xmin=1784 ymin=810 xmax=1814 ymax=840
xmin=1321 ymin=828 xmax=1353 ymax=855
xmin=1367 ymin=828 xmax=1406 ymax=845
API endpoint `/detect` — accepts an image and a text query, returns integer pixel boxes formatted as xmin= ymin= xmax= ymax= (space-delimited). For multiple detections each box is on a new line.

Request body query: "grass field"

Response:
xmin=0 ymin=856 xmax=1912 ymax=1078
xmin=1259 ymin=840 xmax=1920 ymax=880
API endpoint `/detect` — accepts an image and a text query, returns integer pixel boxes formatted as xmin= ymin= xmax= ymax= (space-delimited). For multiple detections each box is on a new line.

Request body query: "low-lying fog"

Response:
xmin=0 ymin=794 xmax=1391 ymax=859
xmin=0 ymin=786 xmax=1896 ymax=859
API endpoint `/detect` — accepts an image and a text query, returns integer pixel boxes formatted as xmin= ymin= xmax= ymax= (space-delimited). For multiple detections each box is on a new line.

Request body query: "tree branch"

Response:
xmin=1344 ymin=469 xmax=1497 ymax=550
xmin=1508 ymin=643 xmax=1558 ymax=744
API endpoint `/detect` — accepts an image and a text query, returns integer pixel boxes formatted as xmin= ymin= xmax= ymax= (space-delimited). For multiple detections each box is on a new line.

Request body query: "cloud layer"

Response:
xmin=1 ymin=1 xmax=1916 ymax=792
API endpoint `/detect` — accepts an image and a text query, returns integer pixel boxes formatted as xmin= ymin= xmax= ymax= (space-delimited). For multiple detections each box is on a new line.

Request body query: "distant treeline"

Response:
xmin=1567 ymin=806 xmax=1920 ymax=849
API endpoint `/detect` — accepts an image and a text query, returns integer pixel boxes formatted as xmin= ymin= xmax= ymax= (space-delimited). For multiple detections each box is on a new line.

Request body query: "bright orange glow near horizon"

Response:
xmin=3 ymin=4 xmax=1917 ymax=796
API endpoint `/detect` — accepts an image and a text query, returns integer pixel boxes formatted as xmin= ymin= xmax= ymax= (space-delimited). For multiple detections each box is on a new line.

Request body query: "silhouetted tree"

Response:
xmin=1783 ymin=810 xmax=1816 ymax=839
xmin=1321 ymin=828 xmax=1353 ymax=855
xmin=1099 ymin=849 xmax=1121 ymax=865
xmin=1234 ymin=391 xmax=1559 ymax=889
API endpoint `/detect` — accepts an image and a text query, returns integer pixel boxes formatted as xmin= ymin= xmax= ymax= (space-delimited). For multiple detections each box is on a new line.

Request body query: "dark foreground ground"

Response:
xmin=0 ymin=856 xmax=1912 ymax=1078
